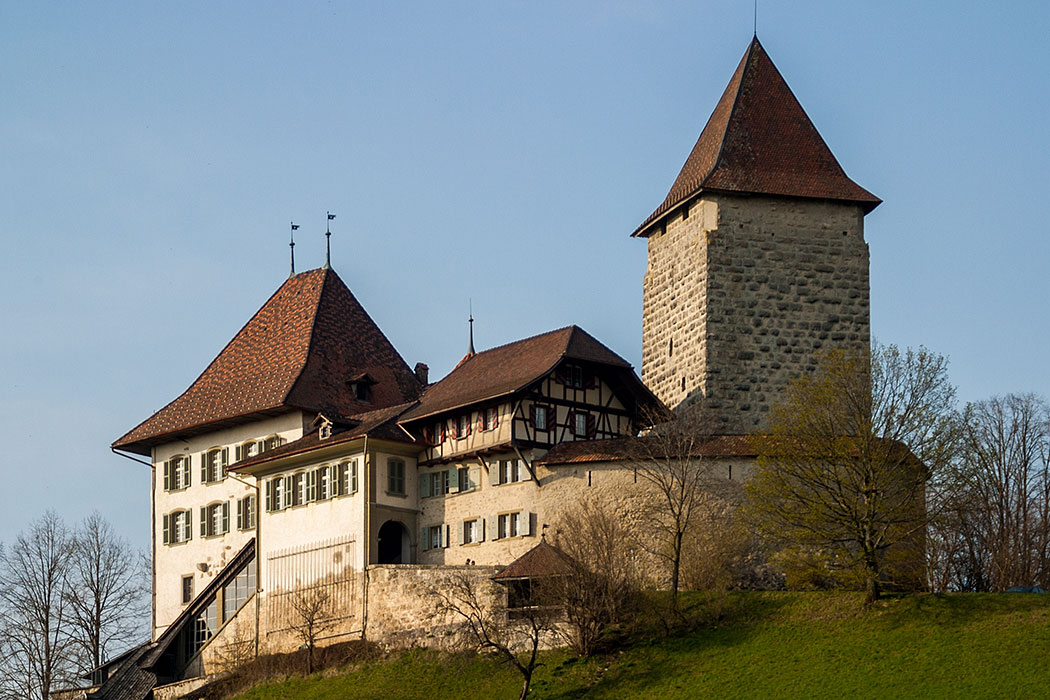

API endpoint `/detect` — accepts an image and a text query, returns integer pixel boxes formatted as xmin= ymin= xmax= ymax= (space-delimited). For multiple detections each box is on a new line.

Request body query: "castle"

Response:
xmin=96 ymin=37 xmax=878 ymax=696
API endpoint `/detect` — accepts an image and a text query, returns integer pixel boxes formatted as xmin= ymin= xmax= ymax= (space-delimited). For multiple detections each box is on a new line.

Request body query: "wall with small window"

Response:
xmin=417 ymin=449 xmax=544 ymax=566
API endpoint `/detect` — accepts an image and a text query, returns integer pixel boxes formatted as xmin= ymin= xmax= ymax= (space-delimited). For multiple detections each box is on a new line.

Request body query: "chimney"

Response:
xmin=414 ymin=363 xmax=429 ymax=386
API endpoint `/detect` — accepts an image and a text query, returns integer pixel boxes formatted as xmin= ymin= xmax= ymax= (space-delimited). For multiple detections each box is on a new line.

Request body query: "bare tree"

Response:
xmin=436 ymin=573 xmax=554 ymax=700
xmin=932 ymin=394 xmax=1050 ymax=591
xmin=289 ymin=587 xmax=335 ymax=673
xmin=65 ymin=512 xmax=148 ymax=676
xmin=0 ymin=511 xmax=76 ymax=700
xmin=550 ymin=498 xmax=643 ymax=655
xmin=746 ymin=344 xmax=959 ymax=604
xmin=630 ymin=407 xmax=726 ymax=612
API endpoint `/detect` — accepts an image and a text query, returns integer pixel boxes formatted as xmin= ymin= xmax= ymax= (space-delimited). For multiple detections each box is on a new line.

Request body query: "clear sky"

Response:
xmin=2 ymin=1 xmax=1047 ymax=552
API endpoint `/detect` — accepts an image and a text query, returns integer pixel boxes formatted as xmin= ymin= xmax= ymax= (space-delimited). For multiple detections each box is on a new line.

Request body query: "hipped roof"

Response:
xmin=399 ymin=325 xmax=664 ymax=423
xmin=113 ymin=268 xmax=421 ymax=455
xmin=633 ymin=37 xmax=880 ymax=238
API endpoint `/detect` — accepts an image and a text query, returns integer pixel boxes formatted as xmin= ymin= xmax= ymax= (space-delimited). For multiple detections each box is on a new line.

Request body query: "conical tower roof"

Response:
xmin=633 ymin=37 xmax=880 ymax=238
xmin=113 ymin=267 xmax=421 ymax=455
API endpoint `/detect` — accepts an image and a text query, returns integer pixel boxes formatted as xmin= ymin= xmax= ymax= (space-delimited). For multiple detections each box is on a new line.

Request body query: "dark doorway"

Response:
xmin=377 ymin=520 xmax=408 ymax=564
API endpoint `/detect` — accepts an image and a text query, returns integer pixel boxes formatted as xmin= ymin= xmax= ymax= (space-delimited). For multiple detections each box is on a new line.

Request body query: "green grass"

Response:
xmin=233 ymin=592 xmax=1050 ymax=700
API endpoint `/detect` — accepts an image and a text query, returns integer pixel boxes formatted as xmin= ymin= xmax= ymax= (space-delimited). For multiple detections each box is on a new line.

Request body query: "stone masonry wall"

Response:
xmin=643 ymin=194 xmax=869 ymax=432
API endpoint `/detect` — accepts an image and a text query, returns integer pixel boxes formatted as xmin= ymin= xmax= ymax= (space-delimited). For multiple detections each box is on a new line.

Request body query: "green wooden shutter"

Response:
xmin=418 ymin=473 xmax=429 ymax=499
xmin=200 ymin=453 xmax=207 ymax=482
xmin=441 ymin=524 xmax=450 ymax=548
xmin=420 ymin=527 xmax=429 ymax=551
xmin=237 ymin=498 xmax=244 ymax=529
xmin=222 ymin=502 xmax=230 ymax=534
xmin=307 ymin=470 xmax=317 ymax=502
xmin=163 ymin=461 xmax=170 ymax=491
xmin=524 ymin=511 xmax=534 ymax=537
xmin=162 ymin=514 xmax=170 ymax=545
xmin=489 ymin=515 xmax=500 ymax=540
xmin=200 ymin=507 xmax=207 ymax=537
xmin=489 ymin=463 xmax=500 ymax=486
xmin=183 ymin=512 xmax=192 ymax=541
xmin=235 ymin=444 xmax=242 ymax=462
xmin=469 ymin=467 xmax=480 ymax=491
xmin=265 ymin=480 xmax=274 ymax=512
xmin=447 ymin=466 xmax=459 ymax=494
xmin=351 ymin=461 xmax=359 ymax=494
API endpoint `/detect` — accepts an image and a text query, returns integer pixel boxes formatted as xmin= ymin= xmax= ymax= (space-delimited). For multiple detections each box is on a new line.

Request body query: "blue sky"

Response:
xmin=2 ymin=1 xmax=1047 ymax=551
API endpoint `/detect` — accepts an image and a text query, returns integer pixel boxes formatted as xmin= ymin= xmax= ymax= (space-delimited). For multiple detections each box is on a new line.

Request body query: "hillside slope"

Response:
xmin=232 ymin=592 xmax=1050 ymax=700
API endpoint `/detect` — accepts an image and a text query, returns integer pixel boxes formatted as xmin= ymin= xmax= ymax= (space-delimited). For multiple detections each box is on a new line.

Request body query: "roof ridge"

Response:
xmin=472 ymin=324 xmax=576 ymax=357
xmin=282 ymin=267 xmax=333 ymax=405
xmin=701 ymin=37 xmax=756 ymax=192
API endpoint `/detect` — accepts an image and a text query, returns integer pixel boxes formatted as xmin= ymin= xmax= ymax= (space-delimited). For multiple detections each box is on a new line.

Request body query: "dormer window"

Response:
xmin=319 ymin=422 xmax=333 ymax=440
xmin=348 ymin=373 xmax=376 ymax=403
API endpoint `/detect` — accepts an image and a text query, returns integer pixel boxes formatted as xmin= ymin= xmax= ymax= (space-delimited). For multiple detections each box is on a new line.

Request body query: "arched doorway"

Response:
xmin=376 ymin=520 xmax=410 ymax=564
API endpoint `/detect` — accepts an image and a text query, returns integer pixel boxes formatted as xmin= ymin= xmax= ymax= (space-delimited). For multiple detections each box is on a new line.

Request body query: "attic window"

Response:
xmin=563 ymin=365 xmax=584 ymax=389
xmin=319 ymin=423 xmax=332 ymax=440
xmin=349 ymin=381 xmax=371 ymax=402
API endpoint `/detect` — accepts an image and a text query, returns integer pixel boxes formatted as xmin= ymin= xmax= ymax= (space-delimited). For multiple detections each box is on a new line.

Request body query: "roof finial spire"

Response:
xmin=289 ymin=222 xmax=299 ymax=278
xmin=467 ymin=299 xmax=476 ymax=356
xmin=753 ymin=0 xmax=758 ymax=36
xmin=324 ymin=212 xmax=335 ymax=269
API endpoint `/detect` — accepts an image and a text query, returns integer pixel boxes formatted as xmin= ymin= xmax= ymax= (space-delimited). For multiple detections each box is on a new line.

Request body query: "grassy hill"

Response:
xmin=230 ymin=592 xmax=1050 ymax=700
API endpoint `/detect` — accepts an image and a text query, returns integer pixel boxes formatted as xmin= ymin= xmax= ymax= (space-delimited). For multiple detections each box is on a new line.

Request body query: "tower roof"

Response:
xmin=633 ymin=37 xmax=880 ymax=238
xmin=113 ymin=267 xmax=421 ymax=455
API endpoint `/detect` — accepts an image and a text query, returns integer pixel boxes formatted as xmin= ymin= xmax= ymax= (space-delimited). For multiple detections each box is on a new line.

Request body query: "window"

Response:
xmin=563 ymin=364 xmax=584 ymax=389
xmin=184 ymin=598 xmax=218 ymax=661
xmin=335 ymin=460 xmax=358 ymax=495
xmin=182 ymin=575 xmax=194 ymax=604
xmin=236 ymin=495 xmax=256 ymax=530
xmin=532 ymin=405 xmax=550 ymax=431
xmin=349 ymin=381 xmax=371 ymax=402
xmin=457 ymin=414 xmax=471 ymax=439
xmin=237 ymin=440 xmax=260 ymax=462
xmin=201 ymin=448 xmax=228 ymax=484
xmin=433 ymin=422 xmax=444 ymax=444
xmin=222 ymin=557 xmax=256 ymax=622
xmin=266 ymin=476 xmax=285 ymax=511
xmin=200 ymin=502 xmax=230 ymax=538
xmin=421 ymin=524 xmax=449 ymax=551
xmin=462 ymin=518 xmax=482 ymax=544
xmin=572 ymin=411 xmax=594 ymax=439
xmin=497 ymin=512 xmax=520 ymax=539
xmin=495 ymin=458 xmax=525 ymax=485
xmin=164 ymin=455 xmax=191 ymax=491
xmin=319 ymin=423 xmax=332 ymax=439
xmin=458 ymin=467 xmax=478 ymax=492
xmin=317 ymin=465 xmax=332 ymax=500
xmin=163 ymin=509 xmax=192 ymax=545
xmin=486 ymin=407 xmax=499 ymax=431
xmin=387 ymin=458 xmax=405 ymax=495
xmin=263 ymin=435 xmax=283 ymax=452
xmin=492 ymin=511 xmax=532 ymax=540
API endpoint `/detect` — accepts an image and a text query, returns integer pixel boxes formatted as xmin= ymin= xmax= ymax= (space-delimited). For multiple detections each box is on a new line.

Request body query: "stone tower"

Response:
xmin=635 ymin=38 xmax=881 ymax=433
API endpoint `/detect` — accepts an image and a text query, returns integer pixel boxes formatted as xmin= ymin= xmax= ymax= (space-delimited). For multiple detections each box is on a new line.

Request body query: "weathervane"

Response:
xmin=324 ymin=212 xmax=336 ymax=269
xmin=468 ymin=299 xmax=476 ymax=356
xmin=289 ymin=222 xmax=299 ymax=277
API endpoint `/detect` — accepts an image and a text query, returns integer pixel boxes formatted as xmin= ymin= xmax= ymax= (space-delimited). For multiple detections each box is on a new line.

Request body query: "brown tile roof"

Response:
xmin=399 ymin=325 xmax=662 ymax=424
xmin=538 ymin=434 xmax=761 ymax=465
xmin=113 ymin=268 xmax=421 ymax=455
xmin=492 ymin=539 xmax=573 ymax=581
xmin=633 ymin=37 xmax=880 ymax=238
xmin=229 ymin=402 xmax=419 ymax=472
